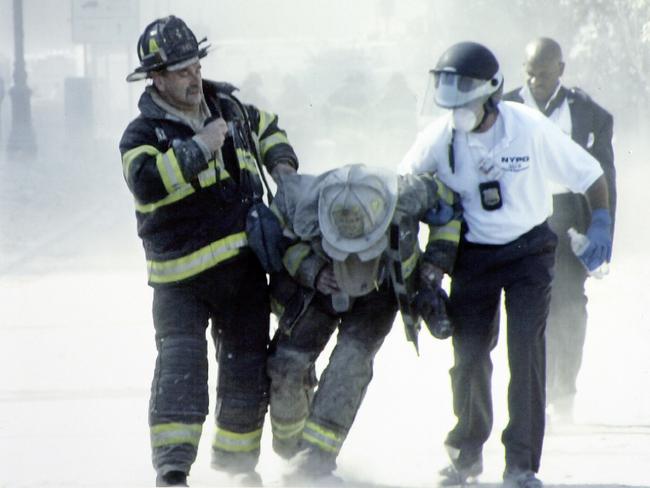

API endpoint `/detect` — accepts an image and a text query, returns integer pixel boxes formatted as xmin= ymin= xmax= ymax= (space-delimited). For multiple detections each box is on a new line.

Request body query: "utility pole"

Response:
xmin=7 ymin=0 xmax=37 ymax=160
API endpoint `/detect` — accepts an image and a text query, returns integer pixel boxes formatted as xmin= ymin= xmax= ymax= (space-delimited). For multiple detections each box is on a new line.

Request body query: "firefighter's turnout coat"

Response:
xmin=266 ymin=169 xmax=460 ymax=464
xmin=119 ymin=80 xmax=298 ymax=476
xmin=271 ymin=170 xmax=460 ymax=348
xmin=120 ymin=80 xmax=298 ymax=285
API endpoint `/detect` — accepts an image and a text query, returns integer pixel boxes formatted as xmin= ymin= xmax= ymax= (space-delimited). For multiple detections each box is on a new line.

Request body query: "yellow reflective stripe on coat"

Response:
xmin=301 ymin=421 xmax=343 ymax=454
xmin=212 ymin=427 xmax=262 ymax=453
xmin=135 ymin=185 xmax=195 ymax=213
xmin=197 ymin=159 xmax=232 ymax=188
xmin=434 ymin=175 xmax=456 ymax=204
xmin=134 ymin=160 xmax=230 ymax=214
xmin=156 ymin=147 xmax=187 ymax=193
xmin=257 ymin=111 xmax=274 ymax=136
xmin=283 ymin=243 xmax=311 ymax=276
xmin=270 ymin=201 xmax=286 ymax=227
xmin=151 ymin=422 xmax=202 ymax=448
xmin=235 ymin=148 xmax=260 ymax=175
xmin=429 ymin=220 xmax=461 ymax=244
xmin=402 ymin=247 xmax=420 ymax=279
xmin=147 ymin=232 xmax=247 ymax=283
xmin=271 ymin=417 xmax=306 ymax=440
xmin=122 ymin=144 xmax=159 ymax=179
xmin=259 ymin=132 xmax=289 ymax=159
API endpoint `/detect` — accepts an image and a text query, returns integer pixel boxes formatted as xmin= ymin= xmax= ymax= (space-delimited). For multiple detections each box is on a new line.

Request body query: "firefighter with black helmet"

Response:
xmin=119 ymin=15 xmax=298 ymax=487
xmin=402 ymin=41 xmax=612 ymax=488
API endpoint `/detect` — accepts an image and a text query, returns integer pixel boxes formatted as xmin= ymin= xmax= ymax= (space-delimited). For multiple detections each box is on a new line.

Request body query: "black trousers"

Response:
xmin=546 ymin=194 xmax=589 ymax=405
xmin=445 ymin=222 xmax=556 ymax=473
xmin=149 ymin=253 xmax=270 ymax=476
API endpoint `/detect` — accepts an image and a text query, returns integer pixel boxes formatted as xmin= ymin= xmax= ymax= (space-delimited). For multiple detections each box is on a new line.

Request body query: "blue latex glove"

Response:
xmin=581 ymin=208 xmax=612 ymax=271
xmin=422 ymin=200 xmax=455 ymax=226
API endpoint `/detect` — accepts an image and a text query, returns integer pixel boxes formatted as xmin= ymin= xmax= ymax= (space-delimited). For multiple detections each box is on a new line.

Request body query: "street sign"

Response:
xmin=71 ymin=0 xmax=139 ymax=44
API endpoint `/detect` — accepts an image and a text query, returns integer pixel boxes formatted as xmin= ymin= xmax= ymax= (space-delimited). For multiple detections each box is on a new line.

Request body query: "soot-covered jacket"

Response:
xmin=270 ymin=169 xmax=460 ymax=350
xmin=119 ymin=80 xmax=298 ymax=285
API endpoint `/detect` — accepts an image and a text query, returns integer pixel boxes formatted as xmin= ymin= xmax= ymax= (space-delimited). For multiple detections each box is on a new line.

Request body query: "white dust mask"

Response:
xmin=452 ymin=102 xmax=484 ymax=132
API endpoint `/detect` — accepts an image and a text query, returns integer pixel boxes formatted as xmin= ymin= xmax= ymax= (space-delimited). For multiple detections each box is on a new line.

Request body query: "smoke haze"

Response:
xmin=0 ymin=1 xmax=648 ymax=486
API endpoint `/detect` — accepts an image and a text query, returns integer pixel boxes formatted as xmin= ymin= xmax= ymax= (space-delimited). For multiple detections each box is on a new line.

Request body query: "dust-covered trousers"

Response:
xmin=445 ymin=222 xmax=557 ymax=473
xmin=546 ymin=193 xmax=590 ymax=405
xmin=267 ymin=282 xmax=397 ymax=469
xmin=148 ymin=254 xmax=270 ymax=477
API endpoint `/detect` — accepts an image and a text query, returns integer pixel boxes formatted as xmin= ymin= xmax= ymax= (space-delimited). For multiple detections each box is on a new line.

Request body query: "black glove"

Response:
xmin=414 ymin=285 xmax=453 ymax=340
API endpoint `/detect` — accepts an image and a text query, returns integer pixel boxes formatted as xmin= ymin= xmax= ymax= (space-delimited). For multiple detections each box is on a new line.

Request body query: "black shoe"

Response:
xmin=438 ymin=458 xmax=482 ymax=486
xmin=502 ymin=469 xmax=543 ymax=488
xmin=156 ymin=470 xmax=188 ymax=487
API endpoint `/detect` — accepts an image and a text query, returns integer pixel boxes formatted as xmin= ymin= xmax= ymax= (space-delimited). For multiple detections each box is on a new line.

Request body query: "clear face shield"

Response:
xmin=421 ymin=70 xmax=502 ymax=130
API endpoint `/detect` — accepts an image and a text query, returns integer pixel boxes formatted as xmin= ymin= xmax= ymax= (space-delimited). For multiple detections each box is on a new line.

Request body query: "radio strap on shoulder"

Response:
xmin=227 ymin=93 xmax=274 ymax=205
xmin=388 ymin=222 xmax=421 ymax=354
xmin=448 ymin=128 xmax=456 ymax=174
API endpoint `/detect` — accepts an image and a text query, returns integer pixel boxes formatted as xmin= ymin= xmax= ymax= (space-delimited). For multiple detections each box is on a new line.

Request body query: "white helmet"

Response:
xmin=318 ymin=164 xmax=398 ymax=296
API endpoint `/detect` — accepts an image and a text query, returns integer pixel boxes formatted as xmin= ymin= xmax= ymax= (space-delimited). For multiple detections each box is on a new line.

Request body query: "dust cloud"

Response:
xmin=0 ymin=1 xmax=648 ymax=486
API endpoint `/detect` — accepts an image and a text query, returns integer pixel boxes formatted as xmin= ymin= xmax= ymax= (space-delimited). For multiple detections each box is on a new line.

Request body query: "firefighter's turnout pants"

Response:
xmin=149 ymin=254 xmax=270 ymax=477
xmin=268 ymin=282 xmax=397 ymax=470
xmin=445 ymin=222 xmax=557 ymax=474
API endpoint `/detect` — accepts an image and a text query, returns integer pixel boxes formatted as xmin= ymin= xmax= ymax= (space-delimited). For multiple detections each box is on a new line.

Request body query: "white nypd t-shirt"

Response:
xmin=400 ymin=101 xmax=603 ymax=245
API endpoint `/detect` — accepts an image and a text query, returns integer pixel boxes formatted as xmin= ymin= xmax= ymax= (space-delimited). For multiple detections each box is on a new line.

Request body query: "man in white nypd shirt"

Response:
xmin=401 ymin=42 xmax=611 ymax=488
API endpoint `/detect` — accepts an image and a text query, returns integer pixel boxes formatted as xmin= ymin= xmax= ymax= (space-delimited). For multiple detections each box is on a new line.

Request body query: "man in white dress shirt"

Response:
xmin=503 ymin=38 xmax=616 ymax=425
xmin=401 ymin=41 xmax=611 ymax=488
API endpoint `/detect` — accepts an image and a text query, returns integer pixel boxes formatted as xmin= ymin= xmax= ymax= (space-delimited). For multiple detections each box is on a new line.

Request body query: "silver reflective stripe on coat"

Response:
xmin=157 ymin=148 xmax=187 ymax=193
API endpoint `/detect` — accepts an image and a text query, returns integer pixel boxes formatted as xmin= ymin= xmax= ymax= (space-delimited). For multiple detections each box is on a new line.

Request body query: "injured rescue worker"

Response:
xmin=265 ymin=163 xmax=461 ymax=485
